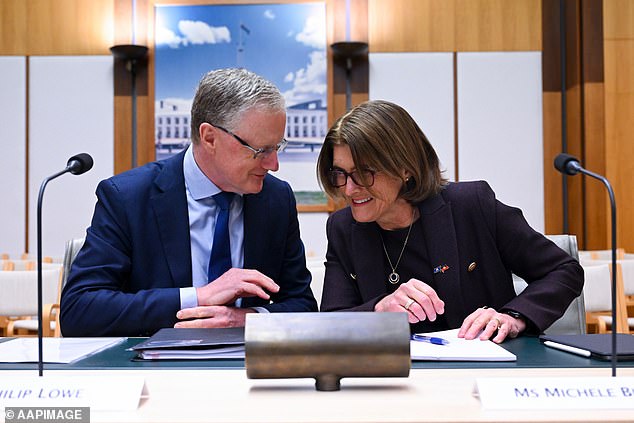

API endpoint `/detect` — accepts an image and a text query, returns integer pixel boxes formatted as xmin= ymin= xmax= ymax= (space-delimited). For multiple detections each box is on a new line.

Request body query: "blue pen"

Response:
xmin=411 ymin=334 xmax=450 ymax=345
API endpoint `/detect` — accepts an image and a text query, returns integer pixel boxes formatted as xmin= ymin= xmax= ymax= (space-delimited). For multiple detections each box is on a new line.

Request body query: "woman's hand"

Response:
xmin=458 ymin=306 xmax=526 ymax=343
xmin=374 ymin=279 xmax=445 ymax=324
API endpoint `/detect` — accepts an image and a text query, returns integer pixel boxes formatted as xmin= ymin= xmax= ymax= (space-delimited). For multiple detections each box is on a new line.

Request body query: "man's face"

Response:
xmin=196 ymin=108 xmax=286 ymax=194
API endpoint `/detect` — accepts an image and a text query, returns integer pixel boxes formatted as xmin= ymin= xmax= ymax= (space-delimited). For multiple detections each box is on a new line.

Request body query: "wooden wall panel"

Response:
xmin=581 ymin=0 xmax=607 ymax=249
xmin=0 ymin=0 xmax=28 ymax=54
xmin=26 ymin=0 xmax=114 ymax=55
xmin=542 ymin=91 xmax=563 ymax=235
xmin=368 ymin=0 xmax=455 ymax=52
xmin=604 ymin=0 xmax=634 ymax=39
xmin=455 ymin=0 xmax=541 ymax=51
xmin=563 ymin=83 xmax=585 ymax=242
xmin=332 ymin=0 xmax=367 ymax=42
xmin=369 ymin=0 xmax=540 ymax=53
xmin=1 ymin=0 xmax=114 ymax=55
xmin=604 ymin=40 xmax=634 ymax=251
xmin=604 ymin=0 xmax=634 ymax=251
xmin=583 ymin=82 xmax=608 ymax=248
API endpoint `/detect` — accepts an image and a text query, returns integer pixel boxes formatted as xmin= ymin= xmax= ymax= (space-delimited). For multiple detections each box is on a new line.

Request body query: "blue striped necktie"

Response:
xmin=208 ymin=192 xmax=235 ymax=282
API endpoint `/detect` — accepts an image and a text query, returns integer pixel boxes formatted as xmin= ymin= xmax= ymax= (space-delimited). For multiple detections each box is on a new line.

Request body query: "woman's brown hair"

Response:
xmin=317 ymin=100 xmax=447 ymax=203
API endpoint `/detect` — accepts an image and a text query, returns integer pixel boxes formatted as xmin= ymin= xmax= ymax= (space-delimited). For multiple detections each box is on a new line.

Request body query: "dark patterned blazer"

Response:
xmin=321 ymin=181 xmax=584 ymax=333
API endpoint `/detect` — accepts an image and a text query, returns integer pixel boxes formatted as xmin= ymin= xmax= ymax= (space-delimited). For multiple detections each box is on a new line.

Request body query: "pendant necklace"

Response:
xmin=380 ymin=208 xmax=415 ymax=285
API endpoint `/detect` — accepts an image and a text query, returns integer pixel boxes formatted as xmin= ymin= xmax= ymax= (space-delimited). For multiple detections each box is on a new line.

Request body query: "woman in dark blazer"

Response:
xmin=316 ymin=100 xmax=583 ymax=343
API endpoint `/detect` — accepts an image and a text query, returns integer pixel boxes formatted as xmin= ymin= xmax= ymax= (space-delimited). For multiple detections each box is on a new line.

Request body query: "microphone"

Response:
xmin=554 ymin=153 xmax=582 ymax=175
xmin=66 ymin=153 xmax=94 ymax=175
xmin=553 ymin=153 xmax=618 ymax=376
xmin=36 ymin=153 xmax=94 ymax=376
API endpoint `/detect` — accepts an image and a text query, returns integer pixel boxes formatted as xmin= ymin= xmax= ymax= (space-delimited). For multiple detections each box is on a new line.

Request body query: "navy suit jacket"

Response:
xmin=60 ymin=150 xmax=317 ymax=336
xmin=320 ymin=181 xmax=584 ymax=333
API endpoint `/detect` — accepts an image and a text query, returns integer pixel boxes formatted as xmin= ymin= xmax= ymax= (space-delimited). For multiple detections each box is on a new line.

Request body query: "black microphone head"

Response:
xmin=554 ymin=153 xmax=580 ymax=175
xmin=66 ymin=153 xmax=94 ymax=175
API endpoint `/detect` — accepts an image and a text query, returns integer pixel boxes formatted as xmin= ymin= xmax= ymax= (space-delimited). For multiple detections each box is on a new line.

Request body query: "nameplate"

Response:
xmin=0 ymin=375 xmax=145 ymax=411
xmin=476 ymin=377 xmax=634 ymax=409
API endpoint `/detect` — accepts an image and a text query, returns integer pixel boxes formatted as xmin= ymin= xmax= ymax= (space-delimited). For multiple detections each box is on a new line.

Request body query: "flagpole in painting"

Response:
xmin=237 ymin=22 xmax=250 ymax=67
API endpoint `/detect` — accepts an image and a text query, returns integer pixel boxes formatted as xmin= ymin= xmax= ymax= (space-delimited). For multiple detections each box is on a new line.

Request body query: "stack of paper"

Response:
xmin=410 ymin=328 xmax=516 ymax=361
xmin=131 ymin=327 xmax=245 ymax=360
xmin=0 ymin=337 xmax=125 ymax=363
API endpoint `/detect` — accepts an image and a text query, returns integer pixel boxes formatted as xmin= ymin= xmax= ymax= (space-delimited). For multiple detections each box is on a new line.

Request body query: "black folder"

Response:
xmin=539 ymin=334 xmax=634 ymax=361
xmin=131 ymin=327 xmax=245 ymax=360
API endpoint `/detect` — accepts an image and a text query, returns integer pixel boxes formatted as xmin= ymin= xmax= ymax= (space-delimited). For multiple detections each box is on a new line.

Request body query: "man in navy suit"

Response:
xmin=60 ymin=68 xmax=318 ymax=336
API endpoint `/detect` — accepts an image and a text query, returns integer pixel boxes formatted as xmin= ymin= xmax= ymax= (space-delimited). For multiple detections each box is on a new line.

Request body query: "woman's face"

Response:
xmin=332 ymin=144 xmax=410 ymax=229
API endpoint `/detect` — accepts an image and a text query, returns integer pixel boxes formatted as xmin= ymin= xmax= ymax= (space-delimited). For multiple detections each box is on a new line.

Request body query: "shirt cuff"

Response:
xmin=180 ymin=287 xmax=198 ymax=310
xmin=251 ymin=306 xmax=269 ymax=313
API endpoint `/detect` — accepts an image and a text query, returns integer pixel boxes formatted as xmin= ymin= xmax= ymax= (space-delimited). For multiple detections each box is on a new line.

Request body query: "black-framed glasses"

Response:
xmin=211 ymin=124 xmax=288 ymax=160
xmin=328 ymin=168 xmax=376 ymax=188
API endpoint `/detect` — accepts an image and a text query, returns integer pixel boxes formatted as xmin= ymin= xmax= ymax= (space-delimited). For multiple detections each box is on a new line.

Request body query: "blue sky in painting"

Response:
xmin=154 ymin=2 xmax=326 ymax=107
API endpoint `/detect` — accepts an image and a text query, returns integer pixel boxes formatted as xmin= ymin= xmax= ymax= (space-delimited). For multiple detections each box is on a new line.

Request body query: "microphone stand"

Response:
xmin=577 ymin=167 xmax=618 ymax=377
xmin=36 ymin=168 xmax=73 ymax=376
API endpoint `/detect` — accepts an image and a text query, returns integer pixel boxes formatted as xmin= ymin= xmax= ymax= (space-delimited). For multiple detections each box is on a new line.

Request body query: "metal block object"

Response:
xmin=245 ymin=312 xmax=410 ymax=391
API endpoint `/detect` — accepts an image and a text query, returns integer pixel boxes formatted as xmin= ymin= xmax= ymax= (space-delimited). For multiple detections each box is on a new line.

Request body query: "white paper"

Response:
xmin=476 ymin=377 xmax=634 ymax=409
xmin=0 ymin=337 xmax=125 ymax=363
xmin=410 ymin=329 xmax=516 ymax=361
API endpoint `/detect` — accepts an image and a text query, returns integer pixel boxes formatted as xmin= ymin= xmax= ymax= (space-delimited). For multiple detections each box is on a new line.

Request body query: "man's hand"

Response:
xmin=175 ymin=306 xmax=255 ymax=328
xmin=196 ymin=268 xmax=279 ymax=306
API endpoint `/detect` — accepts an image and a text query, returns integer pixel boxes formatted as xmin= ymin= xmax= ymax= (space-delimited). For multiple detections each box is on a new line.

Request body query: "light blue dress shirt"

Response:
xmin=180 ymin=145 xmax=244 ymax=309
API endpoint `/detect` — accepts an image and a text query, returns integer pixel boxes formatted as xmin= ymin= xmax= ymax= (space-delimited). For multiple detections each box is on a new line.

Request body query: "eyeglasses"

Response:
xmin=211 ymin=124 xmax=288 ymax=160
xmin=328 ymin=168 xmax=376 ymax=188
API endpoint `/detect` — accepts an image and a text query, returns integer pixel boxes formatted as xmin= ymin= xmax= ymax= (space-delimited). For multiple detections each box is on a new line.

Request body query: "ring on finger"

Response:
xmin=404 ymin=298 xmax=415 ymax=311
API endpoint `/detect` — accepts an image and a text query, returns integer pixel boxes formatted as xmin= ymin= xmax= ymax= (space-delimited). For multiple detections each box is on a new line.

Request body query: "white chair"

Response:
xmin=619 ymin=260 xmax=634 ymax=319
xmin=583 ymin=259 xmax=634 ymax=332
xmin=307 ymin=258 xmax=325 ymax=309
xmin=61 ymin=238 xmax=85 ymax=293
xmin=579 ymin=248 xmax=625 ymax=261
xmin=0 ymin=267 xmax=62 ymax=337
xmin=0 ymin=260 xmax=61 ymax=271
xmin=581 ymin=263 xmax=630 ymax=334
xmin=514 ymin=234 xmax=586 ymax=335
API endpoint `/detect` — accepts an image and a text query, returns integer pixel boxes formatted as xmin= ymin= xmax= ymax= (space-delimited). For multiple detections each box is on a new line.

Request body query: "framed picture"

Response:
xmin=154 ymin=2 xmax=329 ymax=210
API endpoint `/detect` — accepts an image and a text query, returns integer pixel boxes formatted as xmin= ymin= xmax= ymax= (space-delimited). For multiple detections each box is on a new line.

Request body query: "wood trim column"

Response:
xmin=542 ymin=0 xmax=605 ymax=248
xmin=330 ymin=0 xmax=369 ymax=122
xmin=113 ymin=0 xmax=152 ymax=175
xmin=581 ymin=0 xmax=606 ymax=249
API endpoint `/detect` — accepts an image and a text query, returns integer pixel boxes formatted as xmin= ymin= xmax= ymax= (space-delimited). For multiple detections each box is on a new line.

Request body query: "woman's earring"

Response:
xmin=405 ymin=176 xmax=415 ymax=190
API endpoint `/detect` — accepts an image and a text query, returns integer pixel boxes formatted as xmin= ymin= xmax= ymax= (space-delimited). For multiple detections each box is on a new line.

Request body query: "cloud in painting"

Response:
xmin=155 ymin=26 xmax=184 ymax=48
xmin=179 ymin=20 xmax=231 ymax=44
xmin=295 ymin=15 xmax=326 ymax=49
xmin=283 ymin=50 xmax=327 ymax=106
xmin=263 ymin=9 xmax=275 ymax=20
xmin=156 ymin=20 xmax=231 ymax=48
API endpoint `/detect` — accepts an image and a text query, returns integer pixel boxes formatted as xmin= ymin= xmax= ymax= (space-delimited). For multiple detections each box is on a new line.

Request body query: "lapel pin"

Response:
xmin=468 ymin=262 xmax=477 ymax=272
xmin=433 ymin=264 xmax=449 ymax=274
xmin=350 ymin=273 xmax=357 ymax=280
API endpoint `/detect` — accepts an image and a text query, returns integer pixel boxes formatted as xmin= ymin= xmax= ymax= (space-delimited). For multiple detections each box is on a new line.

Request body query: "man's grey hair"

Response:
xmin=190 ymin=68 xmax=286 ymax=144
